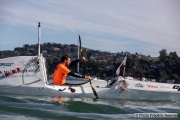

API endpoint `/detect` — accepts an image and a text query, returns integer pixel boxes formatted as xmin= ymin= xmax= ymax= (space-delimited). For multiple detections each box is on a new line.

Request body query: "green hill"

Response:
xmin=0 ymin=43 xmax=179 ymax=83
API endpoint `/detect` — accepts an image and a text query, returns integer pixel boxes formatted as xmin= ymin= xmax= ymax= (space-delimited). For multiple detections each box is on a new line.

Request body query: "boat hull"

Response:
xmin=0 ymin=56 xmax=180 ymax=100
xmin=1 ymin=83 xmax=180 ymax=100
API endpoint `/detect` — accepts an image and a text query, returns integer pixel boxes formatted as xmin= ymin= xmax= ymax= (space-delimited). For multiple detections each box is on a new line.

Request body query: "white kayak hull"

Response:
xmin=0 ymin=56 xmax=180 ymax=100
xmin=0 ymin=79 xmax=180 ymax=100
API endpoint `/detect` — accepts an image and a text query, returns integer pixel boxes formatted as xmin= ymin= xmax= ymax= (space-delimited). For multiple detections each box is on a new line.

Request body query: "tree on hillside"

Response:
xmin=159 ymin=49 xmax=167 ymax=62
xmin=169 ymin=51 xmax=179 ymax=62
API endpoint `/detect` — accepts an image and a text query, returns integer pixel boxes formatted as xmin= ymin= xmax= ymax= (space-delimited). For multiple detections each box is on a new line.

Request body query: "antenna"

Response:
xmin=38 ymin=22 xmax=41 ymax=56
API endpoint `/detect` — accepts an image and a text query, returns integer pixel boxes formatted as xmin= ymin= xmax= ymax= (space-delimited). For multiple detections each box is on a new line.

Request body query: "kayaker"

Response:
xmin=53 ymin=55 xmax=92 ymax=85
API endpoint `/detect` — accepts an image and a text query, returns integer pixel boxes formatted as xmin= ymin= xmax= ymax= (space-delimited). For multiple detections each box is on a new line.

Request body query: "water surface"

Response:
xmin=0 ymin=95 xmax=179 ymax=120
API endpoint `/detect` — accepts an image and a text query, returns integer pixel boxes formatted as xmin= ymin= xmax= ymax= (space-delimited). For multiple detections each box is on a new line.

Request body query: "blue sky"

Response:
xmin=0 ymin=0 xmax=180 ymax=56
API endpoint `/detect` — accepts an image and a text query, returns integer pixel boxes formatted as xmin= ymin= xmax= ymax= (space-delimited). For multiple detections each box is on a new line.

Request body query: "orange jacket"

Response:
xmin=53 ymin=63 xmax=71 ymax=85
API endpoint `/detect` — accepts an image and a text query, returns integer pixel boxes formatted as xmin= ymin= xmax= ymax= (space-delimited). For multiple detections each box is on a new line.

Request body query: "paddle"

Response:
xmin=78 ymin=35 xmax=99 ymax=100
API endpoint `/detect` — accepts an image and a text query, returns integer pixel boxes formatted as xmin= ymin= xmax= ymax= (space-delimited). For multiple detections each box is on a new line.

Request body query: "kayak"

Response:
xmin=0 ymin=55 xmax=180 ymax=100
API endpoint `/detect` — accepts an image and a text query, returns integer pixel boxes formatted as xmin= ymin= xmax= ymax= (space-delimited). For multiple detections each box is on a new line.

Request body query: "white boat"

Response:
xmin=0 ymin=23 xmax=180 ymax=100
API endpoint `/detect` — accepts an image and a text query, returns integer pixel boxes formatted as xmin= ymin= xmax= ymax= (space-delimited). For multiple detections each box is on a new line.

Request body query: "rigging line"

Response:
xmin=128 ymin=55 xmax=146 ymax=79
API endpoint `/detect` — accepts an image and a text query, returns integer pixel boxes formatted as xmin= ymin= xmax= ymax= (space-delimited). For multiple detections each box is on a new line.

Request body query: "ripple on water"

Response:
xmin=0 ymin=95 xmax=179 ymax=120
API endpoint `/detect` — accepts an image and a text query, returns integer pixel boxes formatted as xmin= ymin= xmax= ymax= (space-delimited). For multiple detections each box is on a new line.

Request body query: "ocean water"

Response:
xmin=0 ymin=95 xmax=179 ymax=120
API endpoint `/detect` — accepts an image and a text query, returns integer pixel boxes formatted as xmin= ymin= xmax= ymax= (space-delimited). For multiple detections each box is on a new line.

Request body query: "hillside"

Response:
xmin=0 ymin=43 xmax=180 ymax=83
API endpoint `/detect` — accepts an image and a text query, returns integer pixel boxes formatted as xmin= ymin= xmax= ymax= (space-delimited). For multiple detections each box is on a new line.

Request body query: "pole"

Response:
xmin=38 ymin=22 xmax=41 ymax=56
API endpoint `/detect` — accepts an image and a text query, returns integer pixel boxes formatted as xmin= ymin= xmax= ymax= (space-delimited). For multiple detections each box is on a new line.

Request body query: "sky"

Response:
xmin=0 ymin=0 xmax=180 ymax=57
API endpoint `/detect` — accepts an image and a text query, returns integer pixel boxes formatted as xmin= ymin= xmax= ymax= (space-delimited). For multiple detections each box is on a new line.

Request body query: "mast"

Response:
xmin=38 ymin=22 xmax=41 ymax=56
xmin=77 ymin=38 xmax=80 ymax=73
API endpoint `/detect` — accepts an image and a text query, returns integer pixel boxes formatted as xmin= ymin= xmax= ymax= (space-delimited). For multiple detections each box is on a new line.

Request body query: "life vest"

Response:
xmin=53 ymin=63 xmax=70 ymax=85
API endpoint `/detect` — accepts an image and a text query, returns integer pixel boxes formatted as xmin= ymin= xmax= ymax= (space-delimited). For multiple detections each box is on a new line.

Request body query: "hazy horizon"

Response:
xmin=0 ymin=41 xmax=177 ymax=57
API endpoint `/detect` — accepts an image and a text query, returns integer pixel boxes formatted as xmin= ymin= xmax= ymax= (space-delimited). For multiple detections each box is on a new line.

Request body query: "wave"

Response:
xmin=0 ymin=95 xmax=179 ymax=120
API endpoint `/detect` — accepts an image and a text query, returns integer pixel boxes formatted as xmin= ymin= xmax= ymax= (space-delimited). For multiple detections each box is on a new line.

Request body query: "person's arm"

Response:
xmin=69 ymin=59 xmax=80 ymax=67
xmin=68 ymin=71 xmax=85 ymax=78
xmin=69 ymin=57 xmax=86 ymax=67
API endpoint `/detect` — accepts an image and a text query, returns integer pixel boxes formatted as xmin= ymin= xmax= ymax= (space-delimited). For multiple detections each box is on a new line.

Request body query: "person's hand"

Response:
xmin=85 ymin=75 xmax=92 ymax=80
xmin=81 ymin=57 xmax=86 ymax=62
